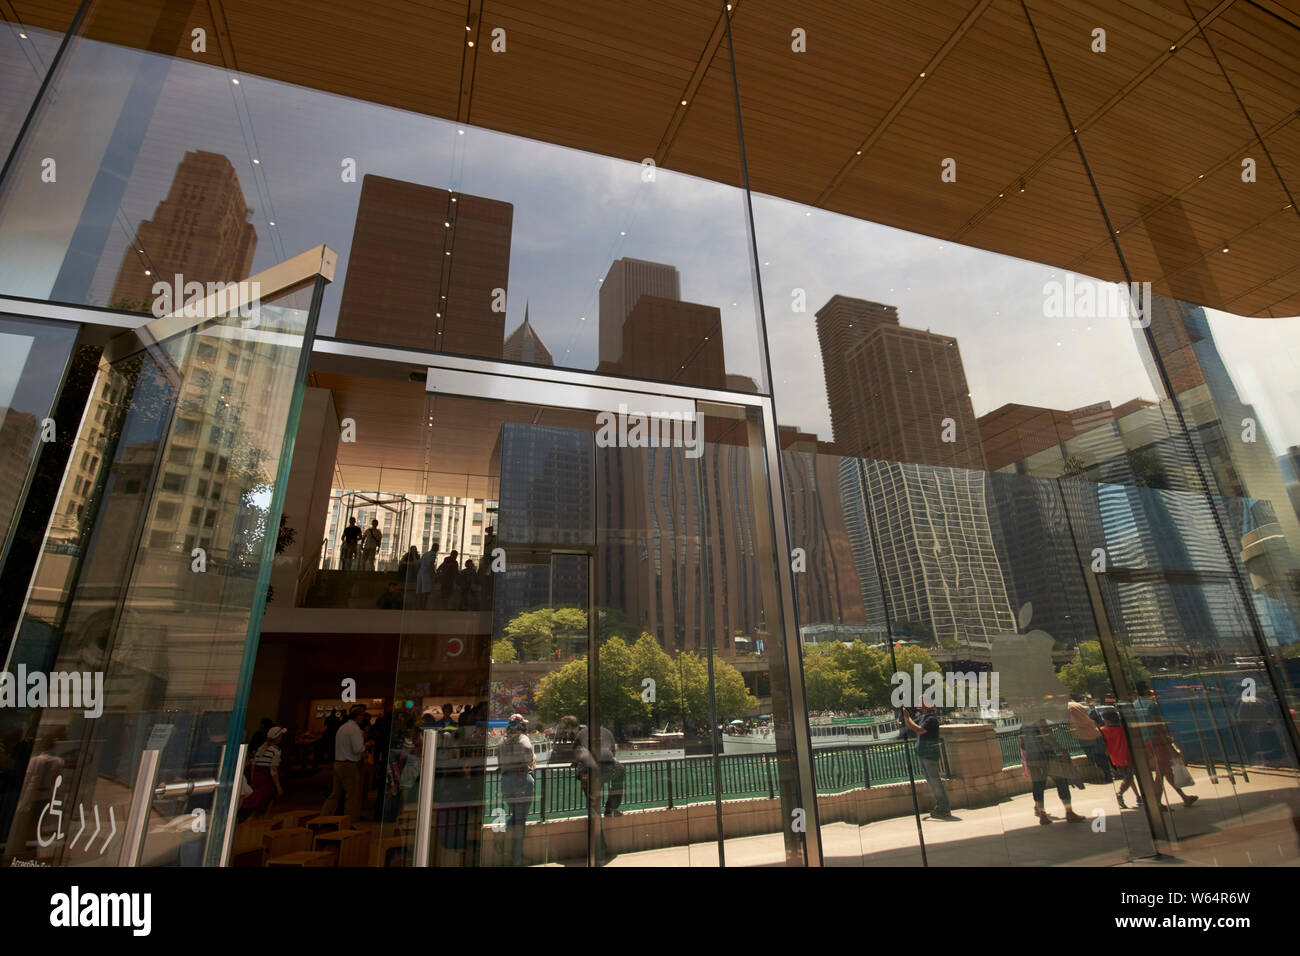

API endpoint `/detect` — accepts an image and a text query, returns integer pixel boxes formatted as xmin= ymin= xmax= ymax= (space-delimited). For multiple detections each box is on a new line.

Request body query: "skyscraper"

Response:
xmin=815 ymin=295 xmax=984 ymax=469
xmin=335 ymin=176 xmax=512 ymax=357
xmin=109 ymin=150 xmax=257 ymax=310
xmin=598 ymin=257 xmax=681 ymax=366
xmin=502 ymin=303 xmax=554 ymax=366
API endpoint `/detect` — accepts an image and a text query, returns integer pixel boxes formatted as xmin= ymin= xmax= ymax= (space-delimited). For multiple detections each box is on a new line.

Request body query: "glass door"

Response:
xmin=1 ymin=248 xmax=332 ymax=866
xmin=377 ymin=366 xmax=808 ymax=867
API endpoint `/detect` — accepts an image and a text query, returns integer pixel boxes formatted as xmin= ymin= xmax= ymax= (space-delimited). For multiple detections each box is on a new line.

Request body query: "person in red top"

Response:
xmin=1101 ymin=709 xmax=1141 ymax=809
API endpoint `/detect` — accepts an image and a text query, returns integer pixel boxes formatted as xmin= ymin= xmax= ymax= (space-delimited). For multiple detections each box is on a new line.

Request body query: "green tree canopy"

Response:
xmin=1058 ymin=640 xmax=1150 ymax=698
xmin=491 ymin=638 xmax=518 ymax=663
xmin=533 ymin=633 xmax=759 ymax=735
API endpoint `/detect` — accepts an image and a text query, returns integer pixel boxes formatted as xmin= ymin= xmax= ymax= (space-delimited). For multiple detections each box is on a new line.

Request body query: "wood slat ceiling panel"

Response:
xmin=1023 ymin=0 xmax=1188 ymax=122
xmin=827 ymin=0 xmax=1071 ymax=239
xmin=1204 ymin=5 xmax=1300 ymax=132
xmin=729 ymin=0 xmax=972 ymax=204
xmin=8 ymin=0 xmax=78 ymax=32
xmin=1075 ymin=37 xmax=1269 ymax=228
xmin=961 ymin=148 xmax=1120 ymax=275
xmin=220 ymin=0 xmax=465 ymax=120
xmin=659 ymin=45 xmax=744 ymax=189
xmin=470 ymin=0 xmax=718 ymax=164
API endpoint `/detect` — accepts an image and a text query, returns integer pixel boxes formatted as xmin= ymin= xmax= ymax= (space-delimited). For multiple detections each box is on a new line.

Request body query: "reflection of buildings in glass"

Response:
xmin=502 ymin=303 xmax=554 ymax=365
xmin=598 ymin=296 xmax=726 ymax=388
xmin=108 ymin=150 xmax=257 ymax=310
xmin=335 ymin=175 xmax=512 ymax=357
xmin=1146 ymin=295 xmax=1300 ymax=610
xmin=839 ymin=458 xmax=1014 ymax=647
xmin=598 ymin=257 xmax=681 ymax=366
xmin=779 ymin=442 xmax=868 ymax=641
xmin=0 ymin=410 xmax=39 ymax=534
xmin=815 ymin=295 xmax=984 ymax=468
xmin=1282 ymin=448 xmax=1300 ymax=526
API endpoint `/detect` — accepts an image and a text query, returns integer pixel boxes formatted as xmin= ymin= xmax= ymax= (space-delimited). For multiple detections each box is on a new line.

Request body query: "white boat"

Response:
xmin=722 ymin=714 xmax=903 ymax=755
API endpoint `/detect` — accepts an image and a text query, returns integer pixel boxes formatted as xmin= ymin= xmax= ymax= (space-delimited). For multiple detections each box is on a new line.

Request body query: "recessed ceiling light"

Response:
xmin=252 ymin=158 xmax=260 ymax=164
xmin=269 ymin=220 xmax=275 ymax=226
xmin=18 ymin=32 xmax=27 ymax=39
xmin=144 ymin=269 xmax=151 ymax=275
xmin=919 ymin=72 xmax=926 ymax=78
xmin=681 ymin=99 xmax=688 ymax=106
xmin=467 ymin=41 xmax=474 ymax=47
xmin=231 ymin=78 xmax=239 ymax=85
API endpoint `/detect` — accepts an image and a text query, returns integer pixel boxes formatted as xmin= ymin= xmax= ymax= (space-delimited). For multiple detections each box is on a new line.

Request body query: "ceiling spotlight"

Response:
xmin=144 ymin=269 xmax=151 ymax=276
xmin=467 ymin=41 xmax=474 ymax=47
xmin=1221 ymin=242 xmax=1230 ymax=253
xmin=998 ymin=193 xmax=1004 ymax=198
xmin=231 ymin=78 xmax=240 ymax=85
xmin=856 ymin=150 xmax=862 ymax=156
xmin=1169 ymin=43 xmax=1177 ymax=51
xmin=681 ymin=99 xmax=688 ymax=106
xmin=268 ymin=220 xmax=276 ymax=226
xmin=919 ymin=72 xmax=926 ymax=78
xmin=18 ymin=32 xmax=27 ymax=39
xmin=466 ymin=24 xmax=471 ymax=31
xmin=1018 ymin=180 xmax=1025 ymax=192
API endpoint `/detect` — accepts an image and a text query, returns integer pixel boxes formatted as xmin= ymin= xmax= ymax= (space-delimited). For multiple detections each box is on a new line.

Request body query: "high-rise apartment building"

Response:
xmin=816 ymin=295 xmax=984 ymax=469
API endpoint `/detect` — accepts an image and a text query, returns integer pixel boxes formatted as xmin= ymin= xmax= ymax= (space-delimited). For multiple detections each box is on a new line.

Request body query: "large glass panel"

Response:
xmin=0 ymin=0 xmax=766 ymax=391
xmin=0 ymin=270 xmax=324 ymax=866
xmin=243 ymin=360 xmax=805 ymax=867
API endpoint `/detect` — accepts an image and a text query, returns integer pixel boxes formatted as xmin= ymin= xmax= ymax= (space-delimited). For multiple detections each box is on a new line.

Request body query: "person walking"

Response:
xmin=321 ymin=705 xmax=369 ymax=820
xmin=416 ymin=546 xmax=438 ymax=609
xmin=1130 ymin=683 xmax=1198 ymax=809
xmin=241 ymin=726 xmax=286 ymax=819
xmin=340 ymin=516 xmax=361 ymax=570
xmin=1100 ymin=708 xmax=1142 ymax=809
xmin=902 ymin=702 xmax=954 ymax=820
xmin=360 ymin=519 xmax=382 ymax=570
xmin=1068 ymin=694 xmax=1112 ymax=782
xmin=1023 ymin=718 xmax=1086 ymax=824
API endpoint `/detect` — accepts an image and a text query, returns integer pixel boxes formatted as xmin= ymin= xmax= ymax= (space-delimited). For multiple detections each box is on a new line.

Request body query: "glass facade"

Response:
xmin=0 ymin=0 xmax=1296 ymax=868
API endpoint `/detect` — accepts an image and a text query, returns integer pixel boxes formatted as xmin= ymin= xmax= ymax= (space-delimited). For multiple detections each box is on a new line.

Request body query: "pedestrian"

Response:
xmin=497 ymin=714 xmax=535 ymax=865
xmin=1100 ymin=708 xmax=1142 ymax=809
xmin=902 ymin=702 xmax=954 ymax=820
xmin=1130 ymin=683 xmax=1198 ymax=809
xmin=416 ymin=547 xmax=438 ymax=609
xmin=321 ymin=704 xmax=369 ymax=820
xmin=241 ymin=726 xmax=285 ymax=819
xmin=1023 ymin=718 xmax=1085 ymax=824
xmin=1068 ymin=694 xmax=1112 ymax=781
xmin=360 ymin=519 xmax=382 ymax=570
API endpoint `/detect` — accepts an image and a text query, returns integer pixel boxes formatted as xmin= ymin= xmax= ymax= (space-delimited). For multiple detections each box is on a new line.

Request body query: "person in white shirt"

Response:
xmin=321 ymin=705 xmax=369 ymax=819
xmin=498 ymin=714 xmax=535 ymax=865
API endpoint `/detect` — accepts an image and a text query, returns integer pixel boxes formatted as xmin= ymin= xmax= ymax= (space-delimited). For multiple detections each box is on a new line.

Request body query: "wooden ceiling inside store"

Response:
xmin=9 ymin=0 xmax=1300 ymax=315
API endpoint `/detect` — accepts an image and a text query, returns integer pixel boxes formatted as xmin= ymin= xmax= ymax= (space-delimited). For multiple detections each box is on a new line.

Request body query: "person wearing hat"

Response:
xmin=241 ymin=725 xmax=286 ymax=818
xmin=497 ymin=713 xmax=535 ymax=865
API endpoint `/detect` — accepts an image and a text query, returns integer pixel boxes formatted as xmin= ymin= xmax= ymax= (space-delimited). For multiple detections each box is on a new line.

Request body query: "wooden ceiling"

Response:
xmin=8 ymin=0 xmax=1300 ymax=315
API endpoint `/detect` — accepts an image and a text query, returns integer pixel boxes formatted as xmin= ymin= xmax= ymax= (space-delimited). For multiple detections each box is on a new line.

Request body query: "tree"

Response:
xmin=533 ymin=634 xmax=758 ymax=736
xmin=491 ymin=638 xmax=517 ymax=663
xmin=1058 ymin=640 xmax=1150 ymax=698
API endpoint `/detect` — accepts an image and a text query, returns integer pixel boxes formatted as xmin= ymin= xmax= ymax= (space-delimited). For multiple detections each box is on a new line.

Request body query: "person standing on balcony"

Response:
xmin=340 ymin=516 xmax=361 ymax=569
xmin=360 ymin=519 xmax=382 ymax=570
xmin=416 ymin=546 xmax=439 ymax=609
xmin=903 ymin=702 xmax=954 ymax=821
